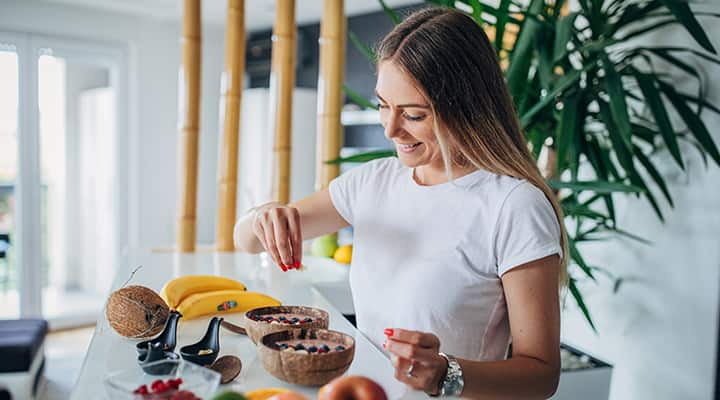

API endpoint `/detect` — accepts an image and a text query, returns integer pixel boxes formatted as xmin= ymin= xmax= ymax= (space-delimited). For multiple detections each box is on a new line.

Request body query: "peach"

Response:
xmin=318 ymin=376 xmax=388 ymax=400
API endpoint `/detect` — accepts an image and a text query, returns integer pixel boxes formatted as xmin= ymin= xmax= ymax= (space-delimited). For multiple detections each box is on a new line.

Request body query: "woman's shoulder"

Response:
xmin=474 ymin=174 xmax=549 ymax=210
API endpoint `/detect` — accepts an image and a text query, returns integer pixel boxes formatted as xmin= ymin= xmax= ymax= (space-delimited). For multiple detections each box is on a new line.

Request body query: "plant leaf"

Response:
xmin=325 ymin=150 xmax=396 ymax=164
xmin=632 ymin=70 xmax=684 ymax=169
xmin=343 ymin=84 xmax=377 ymax=110
xmin=569 ymin=278 xmax=597 ymax=333
xmin=658 ymin=0 xmax=716 ymax=54
xmin=553 ymin=12 xmax=578 ymax=63
xmin=658 ymin=80 xmax=720 ymax=165
xmin=548 ymin=179 xmax=644 ymax=193
xmin=468 ymin=0 xmax=486 ymax=26
xmin=378 ymin=0 xmax=401 ymax=25
xmin=597 ymin=100 xmax=634 ymax=174
xmin=600 ymin=51 xmax=633 ymax=151
xmin=611 ymin=227 xmax=653 ymax=245
xmin=494 ymin=0 xmax=512 ymax=54
xmin=507 ymin=0 xmax=545 ymax=107
xmin=348 ymin=30 xmax=376 ymax=64
xmin=556 ymin=92 xmax=579 ymax=173
xmin=520 ymin=65 xmax=588 ymax=128
xmin=633 ymin=145 xmax=674 ymax=207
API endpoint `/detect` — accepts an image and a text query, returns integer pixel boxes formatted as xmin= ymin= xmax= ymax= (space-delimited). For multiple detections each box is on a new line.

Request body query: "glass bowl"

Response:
xmin=104 ymin=359 xmax=220 ymax=399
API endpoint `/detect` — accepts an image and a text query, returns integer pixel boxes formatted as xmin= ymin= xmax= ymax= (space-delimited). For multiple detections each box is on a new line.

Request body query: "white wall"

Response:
xmin=561 ymin=10 xmax=720 ymax=400
xmin=0 ymin=0 xmax=226 ymax=249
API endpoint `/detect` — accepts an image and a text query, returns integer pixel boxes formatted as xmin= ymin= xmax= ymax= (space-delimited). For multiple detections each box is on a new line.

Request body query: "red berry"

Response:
xmin=133 ymin=384 xmax=149 ymax=394
xmin=150 ymin=379 xmax=164 ymax=391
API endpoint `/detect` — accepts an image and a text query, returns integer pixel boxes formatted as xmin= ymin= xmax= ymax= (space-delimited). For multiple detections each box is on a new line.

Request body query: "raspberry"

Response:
xmin=133 ymin=384 xmax=149 ymax=394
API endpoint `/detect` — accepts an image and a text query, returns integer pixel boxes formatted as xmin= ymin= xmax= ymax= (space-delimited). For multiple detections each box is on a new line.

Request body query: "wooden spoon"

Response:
xmin=221 ymin=320 xmax=247 ymax=335
xmin=208 ymin=355 xmax=242 ymax=384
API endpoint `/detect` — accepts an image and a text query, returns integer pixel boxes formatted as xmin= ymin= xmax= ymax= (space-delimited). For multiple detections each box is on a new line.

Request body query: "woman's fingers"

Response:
xmin=390 ymin=353 xmax=444 ymax=393
xmin=270 ymin=209 xmax=294 ymax=267
xmin=252 ymin=205 xmax=303 ymax=272
xmin=386 ymin=328 xmax=441 ymax=349
xmin=384 ymin=338 xmax=436 ymax=363
xmin=287 ymin=207 xmax=303 ymax=267
xmin=260 ymin=217 xmax=285 ymax=270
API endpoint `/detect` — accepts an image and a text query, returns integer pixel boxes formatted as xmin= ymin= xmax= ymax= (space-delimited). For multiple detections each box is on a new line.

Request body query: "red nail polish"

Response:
xmin=280 ymin=265 xmax=288 ymax=272
xmin=384 ymin=328 xmax=394 ymax=337
xmin=294 ymin=260 xmax=300 ymax=268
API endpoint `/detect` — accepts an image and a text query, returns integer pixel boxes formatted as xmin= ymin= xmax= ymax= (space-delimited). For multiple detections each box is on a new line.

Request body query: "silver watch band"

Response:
xmin=438 ymin=352 xmax=464 ymax=397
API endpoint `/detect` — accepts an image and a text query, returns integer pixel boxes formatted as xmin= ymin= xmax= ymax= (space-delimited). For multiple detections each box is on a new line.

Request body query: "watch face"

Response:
xmin=440 ymin=353 xmax=464 ymax=397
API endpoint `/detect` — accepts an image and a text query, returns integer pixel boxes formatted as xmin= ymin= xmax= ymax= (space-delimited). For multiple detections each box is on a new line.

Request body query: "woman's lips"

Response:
xmin=397 ymin=142 xmax=422 ymax=153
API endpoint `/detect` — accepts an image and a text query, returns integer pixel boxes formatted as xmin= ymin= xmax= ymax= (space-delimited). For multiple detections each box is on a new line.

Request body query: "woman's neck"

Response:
xmin=413 ymin=163 xmax=477 ymax=186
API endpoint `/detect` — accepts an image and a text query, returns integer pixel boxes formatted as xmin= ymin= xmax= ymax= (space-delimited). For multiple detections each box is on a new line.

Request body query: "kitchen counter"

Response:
xmin=71 ymin=250 xmax=429 ymax=399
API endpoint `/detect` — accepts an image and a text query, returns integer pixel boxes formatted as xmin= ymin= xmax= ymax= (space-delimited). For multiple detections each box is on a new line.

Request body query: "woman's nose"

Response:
xmin=382 ymin=112 xmax=401 ymax=139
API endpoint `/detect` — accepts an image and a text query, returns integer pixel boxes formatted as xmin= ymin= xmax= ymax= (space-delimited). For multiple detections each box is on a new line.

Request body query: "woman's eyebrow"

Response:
xmin=375 ymin=90 xmax=430 ymax=109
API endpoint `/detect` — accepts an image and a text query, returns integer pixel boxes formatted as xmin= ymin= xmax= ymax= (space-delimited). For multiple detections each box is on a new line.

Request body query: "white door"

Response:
xmin=0 ymin=31 xmax=127 ymax=329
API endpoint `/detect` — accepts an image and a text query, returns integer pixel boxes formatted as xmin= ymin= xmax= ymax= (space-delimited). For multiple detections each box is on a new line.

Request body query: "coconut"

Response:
xmin=106 ymin=285 xmax=170 ymax=338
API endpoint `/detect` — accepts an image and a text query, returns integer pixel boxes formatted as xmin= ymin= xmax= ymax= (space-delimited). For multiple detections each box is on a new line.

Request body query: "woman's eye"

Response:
xmin=403 ymin=113 xmax=425 ymax=122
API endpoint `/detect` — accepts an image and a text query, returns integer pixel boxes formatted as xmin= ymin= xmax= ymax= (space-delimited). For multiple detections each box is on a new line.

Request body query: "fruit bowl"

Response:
xmin=104 ymin=359 xmax=220 ymax=399
xmin=258 ymin=328 xmax=355 ymax=386
xmin=244 ymin=305 xmax=329 ymax=344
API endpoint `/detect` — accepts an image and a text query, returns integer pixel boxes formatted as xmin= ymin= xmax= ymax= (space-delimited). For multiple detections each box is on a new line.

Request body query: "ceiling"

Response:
xmin=40 ymin=0 xmax=424 ymax=31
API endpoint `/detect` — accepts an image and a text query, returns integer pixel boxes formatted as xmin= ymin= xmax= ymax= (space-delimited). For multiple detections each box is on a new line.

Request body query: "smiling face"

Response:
xmin=376 ymin=61 xmax=446 ymax=175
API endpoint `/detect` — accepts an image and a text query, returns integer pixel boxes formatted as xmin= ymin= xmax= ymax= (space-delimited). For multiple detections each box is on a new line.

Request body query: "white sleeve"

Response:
xmin=328 ymin=160 xmax=378 ymax=225
xmin=494 ymin=181 xmax=562 ymax=276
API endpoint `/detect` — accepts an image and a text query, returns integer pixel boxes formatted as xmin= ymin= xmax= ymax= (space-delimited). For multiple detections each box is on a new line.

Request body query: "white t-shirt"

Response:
xmin=329 ymin=157 xmax=561 ymax=361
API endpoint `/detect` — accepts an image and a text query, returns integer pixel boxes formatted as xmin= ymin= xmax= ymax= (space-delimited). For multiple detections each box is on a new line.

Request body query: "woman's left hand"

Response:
xmin=383 ymin=328 xmax=448 ymax=395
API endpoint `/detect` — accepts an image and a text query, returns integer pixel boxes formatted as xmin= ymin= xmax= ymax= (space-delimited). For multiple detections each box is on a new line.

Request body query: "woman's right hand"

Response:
xmin=251 ymin=202 xmax=303 ymax=271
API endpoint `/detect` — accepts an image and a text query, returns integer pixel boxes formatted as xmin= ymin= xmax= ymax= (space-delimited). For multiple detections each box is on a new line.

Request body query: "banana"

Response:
xmin=176 ymin=290 xmax=281 ymax=320
xmin=161 ymin=275 xmax=247 ymax=309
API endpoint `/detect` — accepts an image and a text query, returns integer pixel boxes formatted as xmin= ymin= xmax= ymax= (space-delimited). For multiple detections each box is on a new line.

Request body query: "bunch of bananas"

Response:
xmin=161 ymin=275 xmax=281 ymax=320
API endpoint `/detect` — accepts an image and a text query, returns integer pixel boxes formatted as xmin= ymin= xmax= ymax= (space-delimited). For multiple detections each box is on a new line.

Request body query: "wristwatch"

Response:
xmin=431 ymin=352 xmax=464 ymax=397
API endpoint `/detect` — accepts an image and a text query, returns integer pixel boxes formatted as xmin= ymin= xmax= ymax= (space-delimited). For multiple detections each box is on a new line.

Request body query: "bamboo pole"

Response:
xmin=270 ymin=0 xmax=297 ymax=204
xmin=177 ymin=0 xmax=202 ymax=252
xmin=216 ymin=0 xmax=246 ymax=251
xmin=315 ymin=0 xmax=345 ymax=190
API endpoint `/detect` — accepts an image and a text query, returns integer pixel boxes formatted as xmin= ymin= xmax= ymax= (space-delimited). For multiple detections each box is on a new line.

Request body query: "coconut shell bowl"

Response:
xmin=244 ymin=305 xmax=329 ymax=344
xmin=258 ymin=328 xmax=355 ymax=386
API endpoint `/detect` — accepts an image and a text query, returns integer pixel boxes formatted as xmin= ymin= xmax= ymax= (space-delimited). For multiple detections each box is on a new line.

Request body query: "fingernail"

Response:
xmin=384 ymin=328 xmax=394 ymax=337
xmin=280 ymin=264 xmax=288 ymax=272
xmin=293 ymin=260 xmax=300 ymax=268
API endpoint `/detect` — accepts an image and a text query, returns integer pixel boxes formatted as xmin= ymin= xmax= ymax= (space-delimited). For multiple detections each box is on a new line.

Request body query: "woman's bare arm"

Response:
xmin=233 ymin=188 xmax=350 ymax=265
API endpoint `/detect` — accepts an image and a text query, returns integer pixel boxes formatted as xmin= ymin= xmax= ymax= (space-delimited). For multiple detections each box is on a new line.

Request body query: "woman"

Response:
xmin=234 ymin=7 xmax=567 ymax=399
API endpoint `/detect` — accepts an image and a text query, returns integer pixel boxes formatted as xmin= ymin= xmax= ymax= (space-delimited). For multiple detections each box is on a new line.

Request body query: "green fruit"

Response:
xmin=211 ymin=391 xmax=247 ymax=400
xmin=311 ymin=234 xmax=339 ymax=258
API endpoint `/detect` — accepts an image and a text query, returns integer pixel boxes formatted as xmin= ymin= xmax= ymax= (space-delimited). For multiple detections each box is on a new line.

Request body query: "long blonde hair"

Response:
xmin=377 ymin=7 xmax=569 ymax=286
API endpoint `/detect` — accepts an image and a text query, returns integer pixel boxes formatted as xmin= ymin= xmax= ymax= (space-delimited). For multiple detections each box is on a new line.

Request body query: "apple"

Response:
xmin=318 ymin=376 xmax=388 ymax=400
xmin=311 ymin=234 xmax=339 ymax=258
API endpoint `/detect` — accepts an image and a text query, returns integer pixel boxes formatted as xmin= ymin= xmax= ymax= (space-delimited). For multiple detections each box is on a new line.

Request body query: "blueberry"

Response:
xmin=307 ymin=346 xmax=318 ymax=353
xmin=303 ymin=317 xmax=313 ymax=323
xmin=279 ymin=316 xmax=286 ymax=321
xmin=294 ymin=343 xmax=305 ymax=351
xmin=334 ymin=345 xmax=346 ymax=351
xmin=279 ymin=343 xmax=289 ymax=349
xmin=321 ymin=344 xmax=330 ymax=352
xmin=290 ymin=317 xmax=300 ymax=323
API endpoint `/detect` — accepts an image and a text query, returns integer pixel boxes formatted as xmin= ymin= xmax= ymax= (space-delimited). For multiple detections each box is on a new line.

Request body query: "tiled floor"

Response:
xmin=39 ymin=326 xmax=94 ymax=400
